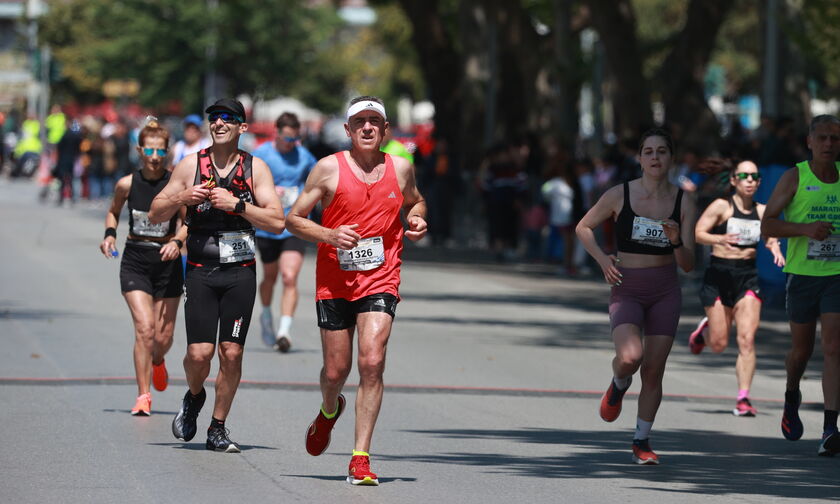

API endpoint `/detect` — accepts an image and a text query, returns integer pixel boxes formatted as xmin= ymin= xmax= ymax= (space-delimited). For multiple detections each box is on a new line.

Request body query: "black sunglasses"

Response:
xmin=208 ymin=112 xmax=243 ymax=124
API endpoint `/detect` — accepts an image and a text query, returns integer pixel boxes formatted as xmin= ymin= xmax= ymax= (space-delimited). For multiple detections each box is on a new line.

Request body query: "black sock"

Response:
xmin=210 ymin=417 xmax=225 ymax=430
xmin=784 ymin=389 xmax=800 ymax=405
xmin=190 ymin=388 xmax=205 ymax=400
xmin=824 ymin=410 xmax=838 ymax=434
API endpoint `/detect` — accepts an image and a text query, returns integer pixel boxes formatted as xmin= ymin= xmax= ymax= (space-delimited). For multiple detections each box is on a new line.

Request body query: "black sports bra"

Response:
xmin=710 ymin=196 xmax=760 ymax=249
xmin=615 ymin=182 xmax=683 ymax=255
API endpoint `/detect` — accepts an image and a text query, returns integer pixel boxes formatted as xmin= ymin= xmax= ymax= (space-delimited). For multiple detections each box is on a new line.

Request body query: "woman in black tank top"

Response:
xmin=575 ymin=128 xmax=697 ymax=465
xmin=98 ymin=120 xmax=187 ymax=417
xmin=689 ymin=160 xmax=785 ymax=417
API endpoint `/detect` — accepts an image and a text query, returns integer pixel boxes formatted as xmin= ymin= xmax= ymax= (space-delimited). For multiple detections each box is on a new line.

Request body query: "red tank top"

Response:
xmin=316 ymin=152 xmax=405 ymax=301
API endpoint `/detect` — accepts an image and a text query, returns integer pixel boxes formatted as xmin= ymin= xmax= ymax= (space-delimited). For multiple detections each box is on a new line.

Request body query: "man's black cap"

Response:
xmin=205 ymin=98 xmax=246 ymax=122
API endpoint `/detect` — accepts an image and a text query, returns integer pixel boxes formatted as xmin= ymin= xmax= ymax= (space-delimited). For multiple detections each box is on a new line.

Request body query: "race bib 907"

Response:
xmin=630 ymin=217 xmax=670 ymax=247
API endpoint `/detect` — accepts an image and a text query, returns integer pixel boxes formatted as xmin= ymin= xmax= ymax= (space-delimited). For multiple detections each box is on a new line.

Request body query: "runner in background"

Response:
xmin=689 ymin=160 xmax=785 ymax=417
xmin=98 ymin=118 xmax=186 ymax=416
xmin=252 ymin=112 xmax=316 ymax=352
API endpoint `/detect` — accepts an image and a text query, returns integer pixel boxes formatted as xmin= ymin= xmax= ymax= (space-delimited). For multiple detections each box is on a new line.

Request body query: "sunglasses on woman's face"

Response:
xmin=735 ymin=172 xmax=761 ymax=181
xmin=208 ymin=112 xmax=243 ymax=124
xmin=142 ymin=147 xmax=167 ymax=156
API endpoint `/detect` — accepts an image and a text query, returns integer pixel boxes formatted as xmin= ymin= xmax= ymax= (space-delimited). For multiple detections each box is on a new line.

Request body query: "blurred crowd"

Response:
xmin=0 ymin=104 xmax=813 ymax=269
xmin=469 ymin=114 xmax=810 ymax=273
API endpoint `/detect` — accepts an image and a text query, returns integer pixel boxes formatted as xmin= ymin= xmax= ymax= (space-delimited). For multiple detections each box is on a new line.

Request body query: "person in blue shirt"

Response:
xmin=252 ymin=112 xmax=317 ymax=352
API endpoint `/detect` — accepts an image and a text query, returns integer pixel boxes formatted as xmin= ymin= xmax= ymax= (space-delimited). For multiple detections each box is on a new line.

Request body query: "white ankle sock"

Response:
xmin=635 ymin=418 xmax=653 ymax=440
xmin=278 ymin=315 xmax=293 ymax=337
xmin=613 ymin=375 xmax=632 ymax=390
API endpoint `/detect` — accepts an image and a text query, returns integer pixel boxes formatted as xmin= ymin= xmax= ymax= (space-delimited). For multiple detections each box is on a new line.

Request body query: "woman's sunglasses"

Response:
xmin=142 ymin=148 xmax=167 ymax=156
xmin=734 ymin=172 xmax=761 ymax=181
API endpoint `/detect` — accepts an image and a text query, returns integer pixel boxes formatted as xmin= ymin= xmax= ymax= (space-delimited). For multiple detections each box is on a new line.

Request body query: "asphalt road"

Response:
xmin=1 ymin=178 xmax=837 ymax=503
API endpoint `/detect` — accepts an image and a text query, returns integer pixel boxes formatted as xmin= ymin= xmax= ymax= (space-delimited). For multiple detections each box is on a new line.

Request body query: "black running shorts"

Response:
xmin=119 ymin=243 xmax=183 ymax=298
xmin=256 ymin=236 xmax=307 ymax=263
xmin=699 ymin=257 xmax=761 ymax=308
xmin=786 ymin=273 xmax=840 ymax=324
xmin=316 ymin=293 xmax=399 ymax=331
xmin=184 ymin=261 xmax=256 ymax=345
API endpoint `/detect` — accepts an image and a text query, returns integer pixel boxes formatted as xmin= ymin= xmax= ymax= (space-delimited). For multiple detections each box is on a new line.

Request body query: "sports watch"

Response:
xmin=233 ymin=197 xmax=246 ymax=214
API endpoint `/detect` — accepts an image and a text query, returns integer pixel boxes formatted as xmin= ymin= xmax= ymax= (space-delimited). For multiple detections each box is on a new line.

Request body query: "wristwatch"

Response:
xmin=233 ymin=197 xmax=246 ymax=214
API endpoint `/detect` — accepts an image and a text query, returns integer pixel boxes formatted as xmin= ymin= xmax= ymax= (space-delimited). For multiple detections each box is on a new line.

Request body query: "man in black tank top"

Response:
xmin=150 ymin=98 xmax=285 ymax=453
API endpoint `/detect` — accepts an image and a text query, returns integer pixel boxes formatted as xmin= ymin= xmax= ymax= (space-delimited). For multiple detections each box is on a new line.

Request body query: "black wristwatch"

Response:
xmin=233 ymin=197 xmax=246 ymax=214
xmin=171 ymin=239 xmax=184 ymax=248
xmin=671 ymin=239 xmax=684 ymax=248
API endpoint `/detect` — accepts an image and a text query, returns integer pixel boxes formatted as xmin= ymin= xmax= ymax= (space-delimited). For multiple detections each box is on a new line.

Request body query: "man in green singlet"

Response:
xmin=763 ymin=114 xmax=840 ymax=456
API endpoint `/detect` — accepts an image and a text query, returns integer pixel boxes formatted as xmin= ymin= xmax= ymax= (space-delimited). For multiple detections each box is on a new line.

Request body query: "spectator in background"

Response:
xmin=572 ymin=158 xmax=596 ymax=275
xmin=109 ymin=120 xmax=132 ymax=177
xmin=479 ymin=143 xmax=528 ymax=262
xmin=759 ymin=116 xmax=799 ymax=168
xmin=671 ymin=149 xmax=700 ymax=193
xmin=424 ymin=137 xmax=458 ymax=247
xmin=593 ymin=155 xmax=618 ymax=253
xmin=380 ymin=128 xmax=414 ymax=164
xmin=54 ymin=118 xmax=82 ymax=206
xmin=12 ymin=113 xmax=42 ymax=178
xmin=171 ymin=114 xmax=211 ymax=166
xmin=45 ymin=104 xmax=66 ymax=146
xmin=85 ymin=117 xmax=110 ymax=200
xmin=522 ymin=197 xmax=547 ymax=262
xmin=542 ymin=154 xmax=577 ymax=274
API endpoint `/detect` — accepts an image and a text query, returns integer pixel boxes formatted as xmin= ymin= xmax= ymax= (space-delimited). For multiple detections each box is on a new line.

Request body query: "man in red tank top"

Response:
xmin=287 ymin=96 xmax=427 ymax=485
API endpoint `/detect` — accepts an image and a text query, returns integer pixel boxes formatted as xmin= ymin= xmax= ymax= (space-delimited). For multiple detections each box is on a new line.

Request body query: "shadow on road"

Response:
xmin=0 ymin=299 xmax=84 ymax=321
xmin=148 ymin=442 xmax=278 ymax=451
xmin=391 ymin=427 xmax=840 ymax=500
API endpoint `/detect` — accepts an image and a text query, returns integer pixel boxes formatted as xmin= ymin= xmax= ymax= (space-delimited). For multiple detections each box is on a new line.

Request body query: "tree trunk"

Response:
xmin=657 ymin=0 xmax=734 ymax=154
xmin=585 ymin=0 xmax=653 ymax=138
xmin=396 ymin=0 xmax=464 ymax=157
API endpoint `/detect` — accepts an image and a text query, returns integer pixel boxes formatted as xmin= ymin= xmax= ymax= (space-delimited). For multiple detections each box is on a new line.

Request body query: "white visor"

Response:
xmin=346 ymin=101 xmax=387 ymax=122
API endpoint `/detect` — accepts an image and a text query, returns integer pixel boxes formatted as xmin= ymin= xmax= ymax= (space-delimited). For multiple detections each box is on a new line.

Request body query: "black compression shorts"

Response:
xmin=184 ymin=261 xmax=256 ymax=345
xmin=119 ymin=242 xmax=183 ymax=298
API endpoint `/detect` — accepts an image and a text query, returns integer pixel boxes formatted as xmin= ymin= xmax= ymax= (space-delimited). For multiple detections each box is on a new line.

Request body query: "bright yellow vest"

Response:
xmin=783 ymin=161 xmax=840 ymax=276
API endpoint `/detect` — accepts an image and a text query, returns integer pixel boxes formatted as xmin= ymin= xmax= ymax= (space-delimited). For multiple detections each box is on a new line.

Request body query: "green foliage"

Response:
xmin=711 ymin=1 xmax=760 ymax=94
xmin=634 ymin=0 xmax=688 ymax=80
xmin=39 ymin=0 xmax=350 ymax=113
xmin=632 ymin=0 xmax=760 ymax=96
xmin=794 ymin=0 xmax=840 ymax=95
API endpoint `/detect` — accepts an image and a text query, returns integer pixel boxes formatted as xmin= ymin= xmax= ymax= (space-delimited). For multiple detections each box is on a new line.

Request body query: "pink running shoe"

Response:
xmin=733 ymin=398 xmax=757 ymax=417
xmin=689 ymin=317 xmax=708 ymax=354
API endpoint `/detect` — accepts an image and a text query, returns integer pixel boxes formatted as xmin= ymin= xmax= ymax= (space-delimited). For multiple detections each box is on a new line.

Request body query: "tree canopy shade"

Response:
xmin=39 ymin=0 xmax=350 ymax=114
